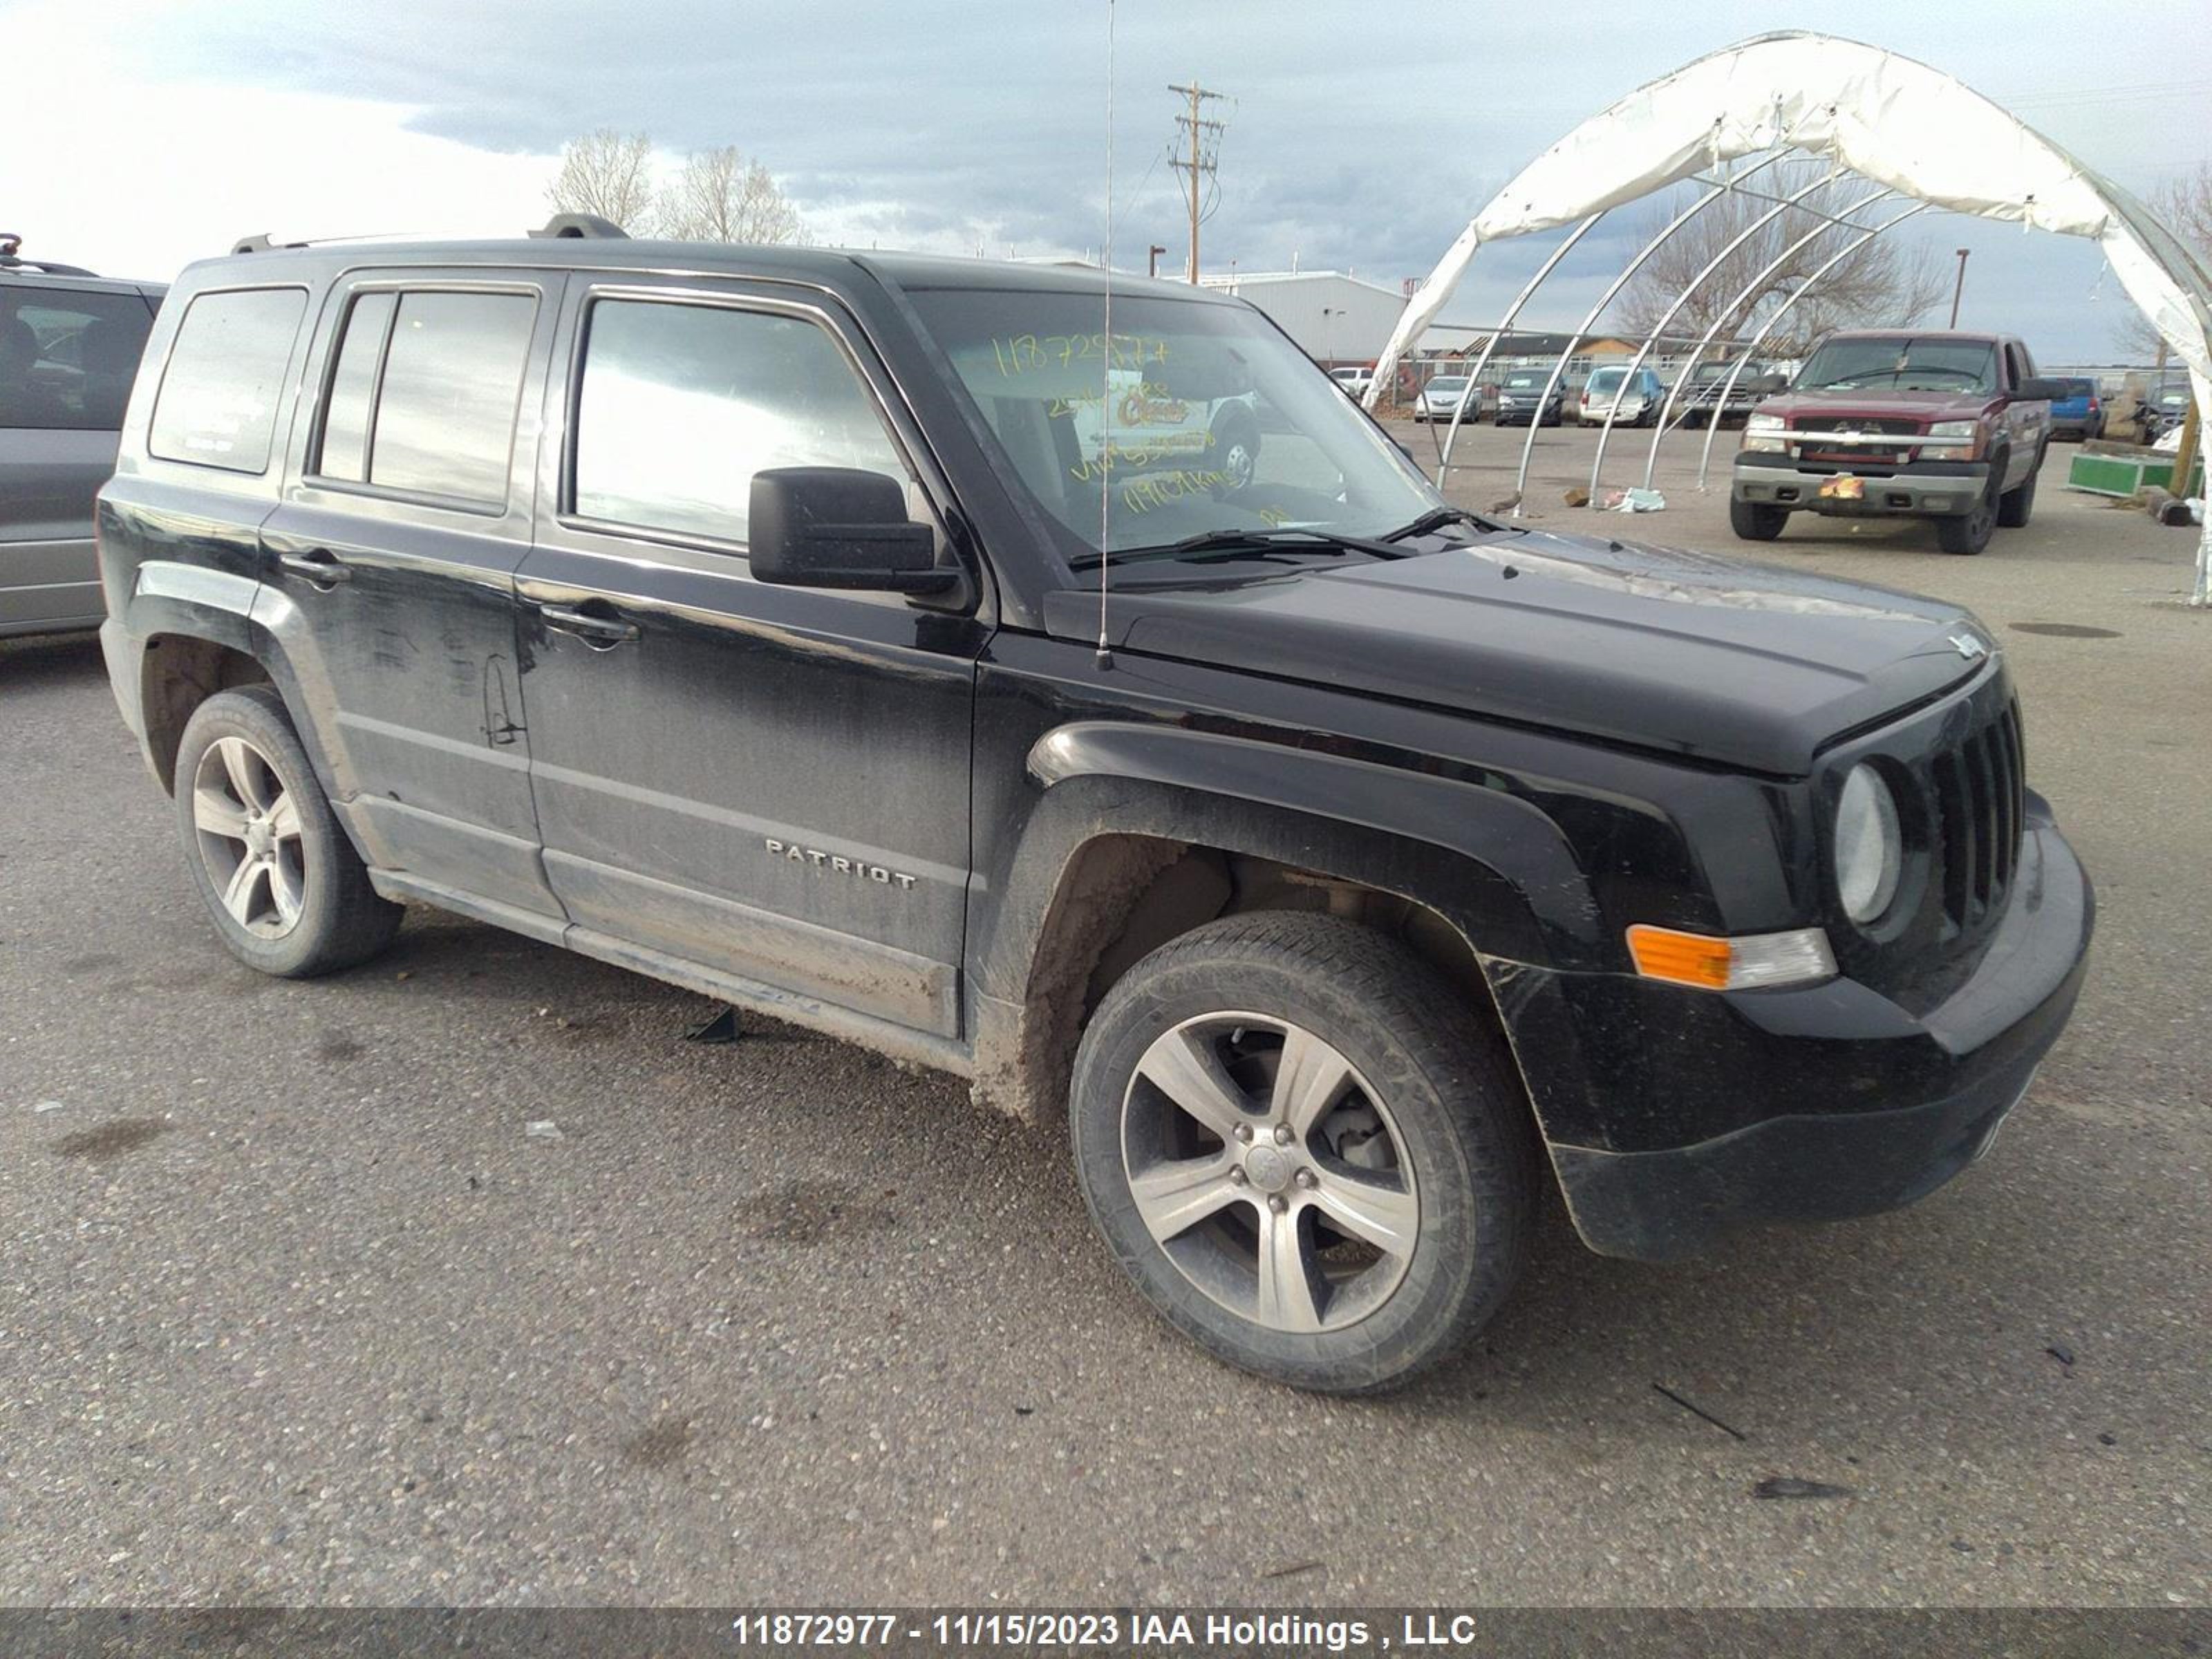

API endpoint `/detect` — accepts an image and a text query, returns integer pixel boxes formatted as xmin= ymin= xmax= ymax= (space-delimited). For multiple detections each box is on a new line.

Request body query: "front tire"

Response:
xmin=1730 ymin=496 xmax=1789 ymax=541
xmin=1996 ymin=449 xmax=2041 ymax=528
xmin=174 ymin=686 xmax=403 ymax=977
xmin=1070 ymin=912 xmax=1537 ymax=1394
xmin=1937 ymin=457 xmax=2004 ymax=554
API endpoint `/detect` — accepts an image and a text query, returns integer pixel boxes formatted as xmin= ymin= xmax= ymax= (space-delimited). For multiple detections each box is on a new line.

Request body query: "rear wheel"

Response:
xmin=1730 ymin=496 xmax=1789 ymax=541
xmin=174 ymin=686 xmax=403 ymax=977
xmin=1211 ymin=415 xmax=1260 ymax=491
xmin=1070 ymin=912 xmax=1537 ymax=1394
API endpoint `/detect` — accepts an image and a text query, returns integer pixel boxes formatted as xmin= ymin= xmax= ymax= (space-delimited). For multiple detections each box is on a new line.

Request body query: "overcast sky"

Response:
xmin=6 ymin=0 xmax=2205 ymax=360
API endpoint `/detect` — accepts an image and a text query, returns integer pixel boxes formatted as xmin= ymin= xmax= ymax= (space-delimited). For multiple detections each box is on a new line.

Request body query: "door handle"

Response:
xmin=536 ymin=601 xmax=639 ymax=647
xmin=276 ymin=549 xmax=352 ymax=586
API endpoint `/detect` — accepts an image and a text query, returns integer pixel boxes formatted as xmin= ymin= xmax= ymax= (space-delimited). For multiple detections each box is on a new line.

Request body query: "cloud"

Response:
xmin=11 ymin=0 xmax=2197 ymax=359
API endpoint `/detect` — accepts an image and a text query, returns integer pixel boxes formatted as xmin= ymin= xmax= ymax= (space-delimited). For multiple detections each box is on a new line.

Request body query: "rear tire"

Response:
xmin=174 ymin=686 xmax=403 ymax=977
xmin=1730 ymin=496 xmax=1789 ymax=541
xmin=1070 ymin=912 xmax=1537 ymax=1395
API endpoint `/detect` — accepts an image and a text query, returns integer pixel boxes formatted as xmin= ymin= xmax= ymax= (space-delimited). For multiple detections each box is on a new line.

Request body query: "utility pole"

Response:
xmin=1949 ymin=247 xmax=1970 ymax=328
xmin=1167 ymin=79 xmax=1227 ymax=283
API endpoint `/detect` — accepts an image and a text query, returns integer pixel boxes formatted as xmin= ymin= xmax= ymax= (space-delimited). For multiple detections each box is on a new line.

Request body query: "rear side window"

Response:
xmin=315 ymin=288 xmax=536 ymax=506
xmin=570 ymin=299 xmax=905 ymax=546
xmin=0 ymin=288 xmax=154 ymax=431
xmin=149 ymin=287 xmax=306 ymax=472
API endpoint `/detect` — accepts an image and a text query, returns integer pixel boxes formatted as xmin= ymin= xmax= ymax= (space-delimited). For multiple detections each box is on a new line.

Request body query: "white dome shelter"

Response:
xmin=1367 ymin=32 xmax=2212 ymax=603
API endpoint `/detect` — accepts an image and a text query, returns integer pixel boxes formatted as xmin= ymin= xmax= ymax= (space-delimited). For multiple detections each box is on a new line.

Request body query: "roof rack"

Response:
xmin=230 ymin=213 xmax=630 ymax=256
xmin=0 ymin=234 xmax=97 ymax=276
xmin=528 ymin=213 xmax=628 ymax=240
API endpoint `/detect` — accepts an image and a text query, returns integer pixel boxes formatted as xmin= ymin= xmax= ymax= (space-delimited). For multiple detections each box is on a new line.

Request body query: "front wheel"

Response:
xmin=1936 ymin=460 xmax=2004 ymax=554
xmin=1069 ymin=912 xmax=1536 ymax=1394
xmin=1730 ymin=496 xmax=1789 ymax=541
xmin=174 ymin=686 xmax=403 ymax=977
xmin=1996 ymin=449 xmax=2041 ymax=528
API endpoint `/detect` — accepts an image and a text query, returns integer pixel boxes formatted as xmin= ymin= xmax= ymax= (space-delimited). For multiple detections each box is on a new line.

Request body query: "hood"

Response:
xmin=1043 ymin=531 xmax=1992 ymax=775
xmin=1754 ymin=387 xmax=1997 ymax=424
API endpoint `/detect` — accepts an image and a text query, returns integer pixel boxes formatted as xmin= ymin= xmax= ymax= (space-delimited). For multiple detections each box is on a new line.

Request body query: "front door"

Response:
xmin=514 ymin=279 xmax=986 ymax=1035
xmin=258 ymin=270 xmax=567 ymax=930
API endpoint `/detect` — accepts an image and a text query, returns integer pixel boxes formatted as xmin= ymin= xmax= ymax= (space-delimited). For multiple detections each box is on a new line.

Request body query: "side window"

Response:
xmin=357 ymin=290 xmax=536 ymax=505
xmin=149 ymin=287 xmax=306 ymax=472
xmin=571 ymin=298 xmax=906 ymax=547
xmin=0 ymin=289 xmax=153 ymax=431
xmin=316 ymin=291 xmax=396 ymax=482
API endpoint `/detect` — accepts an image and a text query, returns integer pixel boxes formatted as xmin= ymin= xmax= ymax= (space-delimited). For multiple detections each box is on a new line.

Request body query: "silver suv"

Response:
xmin=1 ymin=236 xmax=163 ymax=636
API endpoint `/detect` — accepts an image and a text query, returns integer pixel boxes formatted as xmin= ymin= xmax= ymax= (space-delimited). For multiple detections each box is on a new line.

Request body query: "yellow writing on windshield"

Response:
xmin=990 ymin=332 xmax=1172 ymax=377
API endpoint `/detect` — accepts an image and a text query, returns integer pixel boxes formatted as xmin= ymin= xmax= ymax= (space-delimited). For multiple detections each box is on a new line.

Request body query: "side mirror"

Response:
xmin=2014 ymin=377 xmax=2066 ymax=402
xmin=748 ymin=467 xmax=954 ymax=592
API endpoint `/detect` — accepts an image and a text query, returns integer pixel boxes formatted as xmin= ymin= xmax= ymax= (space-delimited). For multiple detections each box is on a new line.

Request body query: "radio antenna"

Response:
xmin=1095 ymin=0 xmax=1116 ymax=670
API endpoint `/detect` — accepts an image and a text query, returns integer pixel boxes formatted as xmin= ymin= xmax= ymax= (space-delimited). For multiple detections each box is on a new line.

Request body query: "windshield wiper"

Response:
xmin=1071 ymin=527 xmax=1410 ymax=571
xmin=1383 ymin=505 xmax=1511 ymax=541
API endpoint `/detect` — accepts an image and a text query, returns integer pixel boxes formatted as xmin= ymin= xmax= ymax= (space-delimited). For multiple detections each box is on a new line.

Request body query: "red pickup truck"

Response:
xmin=1731 ymin=330 xmax=2061 ymax=554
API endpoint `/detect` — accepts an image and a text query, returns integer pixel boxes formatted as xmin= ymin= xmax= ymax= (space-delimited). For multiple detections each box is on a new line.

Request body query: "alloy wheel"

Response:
xmin=190 ymin=735 xmax=307 ymax=938
xmin=1120 ymin=1012 xmax=1418 ymax=1333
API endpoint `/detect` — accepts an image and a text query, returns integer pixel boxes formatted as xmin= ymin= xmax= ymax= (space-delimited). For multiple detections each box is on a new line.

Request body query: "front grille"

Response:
xmin=1929 ymin=700 xmax=2025 ymax=935
xmin=1793 ymin=415 xmax=1922 ymax=435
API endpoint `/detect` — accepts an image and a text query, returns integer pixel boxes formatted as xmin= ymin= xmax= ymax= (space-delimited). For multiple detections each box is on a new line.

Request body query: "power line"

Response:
xmin=1168 ymin=79 xmax=1228 ymax=283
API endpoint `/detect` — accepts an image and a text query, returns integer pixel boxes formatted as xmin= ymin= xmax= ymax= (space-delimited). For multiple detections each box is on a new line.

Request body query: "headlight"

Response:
xmin=1927 ymin=418 xmax=1983 ymax=458
xmin=1742 ymin=412 xmax=1785 ymax=453
xmin=1834 ymin=764 xmax=1902 ymax=924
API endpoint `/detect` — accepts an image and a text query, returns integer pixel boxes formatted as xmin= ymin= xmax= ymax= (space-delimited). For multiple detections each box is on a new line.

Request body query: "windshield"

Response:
xmin=1586 ymin=368 xmax=1626 ymax=395
xmin=1797 ymin=336 xmax=1998 ymax=393
xmin=1427 ymin=376 xmax=1468 ymax=392
xmin=906 ymin=287 xmax=1436 ymax=567
xmin=1503 ymin=370 xmax=1547 ymax=388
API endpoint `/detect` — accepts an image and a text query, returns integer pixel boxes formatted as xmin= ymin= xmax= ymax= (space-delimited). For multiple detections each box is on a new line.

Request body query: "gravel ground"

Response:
xmin=1 ymin=428 xmax=2206 ymax=1608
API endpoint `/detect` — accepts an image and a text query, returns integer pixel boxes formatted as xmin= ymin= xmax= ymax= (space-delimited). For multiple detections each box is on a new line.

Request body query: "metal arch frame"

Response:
xmin=1695 ymin=200 xmax=1936 ymax=489
xmin=1640 ymin=183 xmax=1900 ymax=489
xmin=1428 ymin=213 xmax=1606 ymax=487
xmin=1586 ymin=165 xmax=1850 ymax=497
xmin=1512 ymin=151 xmax=1791 ymax=510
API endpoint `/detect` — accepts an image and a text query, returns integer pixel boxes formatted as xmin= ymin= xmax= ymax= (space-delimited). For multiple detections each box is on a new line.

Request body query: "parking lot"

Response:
xmin=2 ymin=425 xmax=2207 ymax=1607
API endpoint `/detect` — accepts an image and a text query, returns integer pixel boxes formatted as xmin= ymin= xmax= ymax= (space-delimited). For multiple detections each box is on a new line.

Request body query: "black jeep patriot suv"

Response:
xmin=97 ymin=220 xmax=2092 ymax=1393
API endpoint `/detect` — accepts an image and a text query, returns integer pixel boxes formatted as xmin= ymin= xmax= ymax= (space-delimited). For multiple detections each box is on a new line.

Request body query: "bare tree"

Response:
xmin=546 ymin=129 xmax=661 ymax=234
xmin=1616 ymin=160 xmax=1947 ymax=362
xmin=661 ymin=147 xmax=807 ymax=245
xmin=2112 ymin=162 xmax=2211 ymax=364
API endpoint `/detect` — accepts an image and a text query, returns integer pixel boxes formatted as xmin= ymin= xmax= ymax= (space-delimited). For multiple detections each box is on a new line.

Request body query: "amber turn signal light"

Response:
xmin=1627 ymin=924 xmax=1837 ymax=991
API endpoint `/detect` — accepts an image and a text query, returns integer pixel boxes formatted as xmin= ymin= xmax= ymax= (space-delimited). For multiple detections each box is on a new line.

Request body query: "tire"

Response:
xmin=173 ymin=686 xmax=403 ymax=977
xmin=1996 ymin=448 xmax=2041 ymax=528
xmin=1730 ymin=496 xmax=1789 ymax=541
xmin=1069 ymin=912 xmax=1537 ymax=1394
xmin=1210 ymin=415 xmax=1259 ymax=492
xmin=1936 ymin=455 xmax=2004 ymax=555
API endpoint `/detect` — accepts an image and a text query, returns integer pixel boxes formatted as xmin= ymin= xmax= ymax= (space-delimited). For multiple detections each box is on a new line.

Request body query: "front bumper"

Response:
xmin=1505 ymin=806 xmax=2092 ymax=1262
xmin=1734 ymin=453 xmax=1990 ymax=516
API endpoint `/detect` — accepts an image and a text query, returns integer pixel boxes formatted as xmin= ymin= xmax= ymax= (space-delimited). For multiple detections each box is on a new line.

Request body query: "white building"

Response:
xmin=1197 ymin=270 xmax=1408 ymax=368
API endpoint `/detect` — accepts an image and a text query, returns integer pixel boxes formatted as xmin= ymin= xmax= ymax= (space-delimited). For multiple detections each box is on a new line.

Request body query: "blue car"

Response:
xmin=2047 ymin=376 xmax=2103 ymax=442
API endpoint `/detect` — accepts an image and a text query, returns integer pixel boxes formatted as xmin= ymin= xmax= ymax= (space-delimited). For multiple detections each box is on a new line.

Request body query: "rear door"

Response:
xmin=513 ymin=276 xmax=987 ymax=1036
xmin=0 ymin=279 xmax=156 ymax=631
xmin=256 ymin=268 xmax=567 ymax=930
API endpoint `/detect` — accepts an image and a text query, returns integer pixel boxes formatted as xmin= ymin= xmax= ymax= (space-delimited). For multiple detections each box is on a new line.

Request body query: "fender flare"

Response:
xmin=964 ymin=719 xmax=1612 ymax=1132
xmin=1021 ymin=720 xmax=1602 ymax=966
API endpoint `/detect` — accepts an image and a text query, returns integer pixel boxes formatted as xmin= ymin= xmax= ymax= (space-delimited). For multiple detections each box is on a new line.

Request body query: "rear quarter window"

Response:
xmin=149 ymin=287 xmax=308 ymax=473
xmin=0 ymin=287 xmax=155 ymax=431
